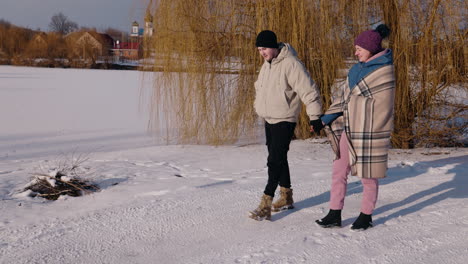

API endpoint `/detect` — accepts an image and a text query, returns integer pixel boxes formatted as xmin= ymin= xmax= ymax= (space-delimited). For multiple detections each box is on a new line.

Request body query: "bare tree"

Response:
xmin=49 ymin=12 xmax=78 ymax=35
xmin=0 ymin=19 xmax=12 ymax=28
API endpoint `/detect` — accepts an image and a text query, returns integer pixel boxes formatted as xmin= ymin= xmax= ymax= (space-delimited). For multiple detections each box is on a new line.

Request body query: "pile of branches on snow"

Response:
xmin=24 ymin=154 xmax=99 ymax=200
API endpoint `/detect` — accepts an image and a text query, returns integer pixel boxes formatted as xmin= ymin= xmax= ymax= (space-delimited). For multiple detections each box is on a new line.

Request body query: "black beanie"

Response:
xmin=255 ymin=30 xmax=279 ymax=49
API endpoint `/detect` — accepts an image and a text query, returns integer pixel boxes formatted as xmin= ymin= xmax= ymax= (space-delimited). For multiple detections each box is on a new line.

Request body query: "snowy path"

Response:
xmin=1 ymin=143 xmax=467 ymax=264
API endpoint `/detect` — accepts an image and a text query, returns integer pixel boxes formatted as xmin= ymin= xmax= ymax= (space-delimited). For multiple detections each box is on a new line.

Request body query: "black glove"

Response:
xmin=310 ymin=119 xmax=324 ymax=134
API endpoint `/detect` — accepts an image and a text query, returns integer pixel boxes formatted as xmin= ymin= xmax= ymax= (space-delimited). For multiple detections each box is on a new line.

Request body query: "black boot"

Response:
xmin=315 ymin=209 xmax=342 ymax=228
xmin=351 ymin=212 xmax=373 ymax=231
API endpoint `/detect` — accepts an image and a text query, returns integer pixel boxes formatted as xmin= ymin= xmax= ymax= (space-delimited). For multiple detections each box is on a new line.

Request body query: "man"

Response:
xmin=249 ymin=30 xmax=324 ymax=220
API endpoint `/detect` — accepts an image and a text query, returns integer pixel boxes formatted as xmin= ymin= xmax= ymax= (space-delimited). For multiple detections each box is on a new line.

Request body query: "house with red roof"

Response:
xmin=111 ymin=41 xmax=141 ymax=61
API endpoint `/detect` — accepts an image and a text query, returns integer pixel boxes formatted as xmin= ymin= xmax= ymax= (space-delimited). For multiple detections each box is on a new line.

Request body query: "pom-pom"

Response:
xmin=375 ymin=24 xmax=390 ymax=39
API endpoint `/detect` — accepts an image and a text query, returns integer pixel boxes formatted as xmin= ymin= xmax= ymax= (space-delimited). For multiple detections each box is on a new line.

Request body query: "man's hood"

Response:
xmin=271 ymin=43 xmax=297 ymax=65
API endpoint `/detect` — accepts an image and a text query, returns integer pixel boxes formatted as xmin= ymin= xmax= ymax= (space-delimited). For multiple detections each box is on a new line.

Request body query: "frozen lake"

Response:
xmin=0 ymin=66 xmax=156 ymax=160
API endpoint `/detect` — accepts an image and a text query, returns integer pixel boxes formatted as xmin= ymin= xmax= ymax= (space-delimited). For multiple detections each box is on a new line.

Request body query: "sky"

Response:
xmin=0 ymin=0 xmax=147 ymax=33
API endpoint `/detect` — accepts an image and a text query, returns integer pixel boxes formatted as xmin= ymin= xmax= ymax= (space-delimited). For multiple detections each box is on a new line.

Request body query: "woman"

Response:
xmin=316 ymin=24 xmax=395 ymax=230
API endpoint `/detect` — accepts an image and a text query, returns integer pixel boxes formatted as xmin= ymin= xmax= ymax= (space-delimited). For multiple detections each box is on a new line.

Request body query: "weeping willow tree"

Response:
xmin=381 ymin=0 xmax=467 ymax=148
xmin=143 ymin=0 xmax=467 ymax=147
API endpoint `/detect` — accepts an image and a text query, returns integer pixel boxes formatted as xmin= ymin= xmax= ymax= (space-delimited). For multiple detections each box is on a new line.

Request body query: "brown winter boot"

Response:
xmin=272 ymin=187 xmax=294 ymax=212
xmin=249 ymin=194 xmax=273 ymax=221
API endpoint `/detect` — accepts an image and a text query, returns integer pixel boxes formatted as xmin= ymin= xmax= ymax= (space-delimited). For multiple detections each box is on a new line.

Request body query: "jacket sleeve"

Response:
xmin=286 ymin=58 xmax=322 ymax=120
xmin=321 ymin=112 xmax=343 ymax=125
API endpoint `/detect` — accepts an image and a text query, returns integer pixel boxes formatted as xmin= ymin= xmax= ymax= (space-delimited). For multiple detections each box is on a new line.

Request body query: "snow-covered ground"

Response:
xmin=0 ymin=66 xmax=467 ymax=264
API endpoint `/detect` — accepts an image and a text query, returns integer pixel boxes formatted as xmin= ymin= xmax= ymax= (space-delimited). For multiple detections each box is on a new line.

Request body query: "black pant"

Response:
xmin=263 ymin=121 xmax=296 ymax=197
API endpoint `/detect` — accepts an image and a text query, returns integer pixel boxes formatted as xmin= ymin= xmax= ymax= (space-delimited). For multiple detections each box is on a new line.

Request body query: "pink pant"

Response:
xmin=329 ymin=132 xmax=379 ymax=215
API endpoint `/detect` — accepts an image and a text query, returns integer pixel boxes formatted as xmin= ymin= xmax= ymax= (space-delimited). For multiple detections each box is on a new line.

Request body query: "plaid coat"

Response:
xmin=324 ymin=64 xmax=395 ymax=178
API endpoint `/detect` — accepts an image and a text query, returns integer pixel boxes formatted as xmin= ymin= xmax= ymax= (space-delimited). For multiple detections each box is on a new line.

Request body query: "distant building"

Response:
xmin=66 ymin=31 xmax=114 ymax=60
xmin=25 ymin=32 xmax=49 ymax=58
xmin=131 ymin=21 xmax=140 ymax=37
xmin=31 ymin=32 xmax=48 ymax=47
xmin=112 ymin=41 xmax=141 ymax=60
xmin=112 ymin=10 xmax=154 ymax=62
xmin=144 ymin=1 xmax=154 ymax=37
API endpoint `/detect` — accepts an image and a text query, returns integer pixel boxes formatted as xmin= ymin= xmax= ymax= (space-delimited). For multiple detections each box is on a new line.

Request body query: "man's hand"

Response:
xmin=310 ymin=119 xmax=324 ymax=134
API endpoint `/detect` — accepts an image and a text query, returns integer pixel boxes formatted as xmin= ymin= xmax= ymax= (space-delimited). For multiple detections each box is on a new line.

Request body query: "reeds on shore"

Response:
xmin=144 ymin=0 xmax=466 ymax=147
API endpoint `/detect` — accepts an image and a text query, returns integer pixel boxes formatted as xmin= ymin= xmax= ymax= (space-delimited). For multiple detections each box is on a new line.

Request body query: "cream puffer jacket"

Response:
xmin=254 ymin=43 xmax=322 ymax=124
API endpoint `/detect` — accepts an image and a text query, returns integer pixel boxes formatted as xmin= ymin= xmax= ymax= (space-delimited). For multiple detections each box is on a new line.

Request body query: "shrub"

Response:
xmin=23 ymin=154 xmax=99 ymax=200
